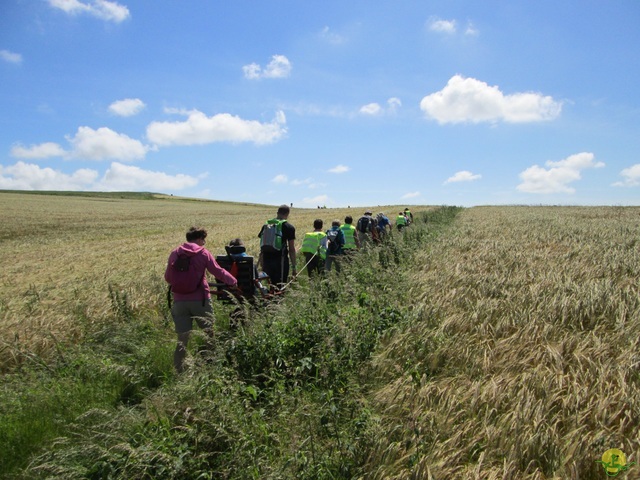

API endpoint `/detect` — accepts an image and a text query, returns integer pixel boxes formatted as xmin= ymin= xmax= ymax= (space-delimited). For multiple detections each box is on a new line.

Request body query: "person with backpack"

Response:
xmin=299 ymin=219 xmax=326 ymax=278
xmin=404 ymin=208 xmax=414 ymax=225
xmin=165 ymin=226 xmax=238 ymax=373
xmin=324 ymin=219 xmax=346 ymax=272
xmin=258 ymin=204 xmax=296 ymax=288
xmin=396 ymin=212 xmax=408 ymax=232
xmin=376 ymin=212 xmax=391 ymax=240
xmin=356 ymin=210 xmax=376 ymax=247
xmin=340 ymin=215 xmax=360 ymax=254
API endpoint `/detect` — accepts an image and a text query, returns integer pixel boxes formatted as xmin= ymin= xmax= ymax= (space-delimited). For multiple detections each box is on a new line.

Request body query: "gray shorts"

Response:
xmin=171 ymin=299 xmax=214 ymax=334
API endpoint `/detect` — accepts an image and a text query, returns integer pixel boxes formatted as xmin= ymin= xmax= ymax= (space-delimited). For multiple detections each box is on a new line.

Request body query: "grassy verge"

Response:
xmin=1 ymin=207 xmax=460 ymax=479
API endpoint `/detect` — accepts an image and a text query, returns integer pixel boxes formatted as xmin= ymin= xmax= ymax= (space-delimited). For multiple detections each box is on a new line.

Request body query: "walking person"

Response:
xmin=299 ymin=219 xmax=326 ymax=278
xmin=325 ymin=219 xmax=346 ymax=272
xmin=340 ymin=215 xmax=360 ymax=254
xmin=165 ymin=226 xmax=238 ymax=373
xmin=396 ymin=212 xmax=408 ymax=232
xmin=356 ymin=210 xmax=376 ymax=247
xmin=258 ymin=204 xmax=297 ymax=288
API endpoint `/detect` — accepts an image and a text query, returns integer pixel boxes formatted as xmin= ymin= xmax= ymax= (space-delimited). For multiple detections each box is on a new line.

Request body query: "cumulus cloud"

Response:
xmin=328 ymin=164 xmax=350 ymax=174
xmin=402 ymin=191 xmax=421 ymax=199
xmin=48 ymin=0 xmax=130 ymax=23
xmin=0 ymin=161 xmax=98 ymax=190
xmin=11 ymin=127 xmax=149 ymax=162
xmin=271 ymin=174 xmax=288 ymax=184
xmin=0 ymin=49 xmax=22 ymax=64
xmin=243 ymin=54 xmax=292 ymax=79
xmin=146 ymin=110 xmax=287 ymax=146
xmin=387 ymin=97 xmax=402 ymax=112
xmin=98 ymin=162 xmax=200 ymax=190
xmin=612 ymin=164 xmax=640 ymax=187
xmin=67 ymin=126 xmax=149 ymax=161
xmin=11 ymin=142 xmax=66 ymax=159
xmin=444 ymin=170 xmax=482 ymax=184
xmin=108 ymin=98 xmax=146 ymax=117
xmin=0 ymin=161 xmax=200 ymax=192
xmin=359 ymin=98 xmax=401 ymax=116
xmin=428 ymin=17 xmax=457 ymax=34
xmin=359 ymin=103 xmax=382 ymax=116
xmin=517 ymin=152 xmax=604 ymax=194
xmin=420 ymin=75 xmax=562 ymax=124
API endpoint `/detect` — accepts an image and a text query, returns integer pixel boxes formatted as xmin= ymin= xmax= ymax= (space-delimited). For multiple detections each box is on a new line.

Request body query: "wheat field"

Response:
xmin=363 ymin=206 xmax=640 ymax=479
xmin=0 ymin=192 xmax=424 ymax=373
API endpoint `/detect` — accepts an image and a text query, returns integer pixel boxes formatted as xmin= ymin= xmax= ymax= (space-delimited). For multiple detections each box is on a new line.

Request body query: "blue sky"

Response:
xmin=1 ymin=0 xmax=639 ymax=207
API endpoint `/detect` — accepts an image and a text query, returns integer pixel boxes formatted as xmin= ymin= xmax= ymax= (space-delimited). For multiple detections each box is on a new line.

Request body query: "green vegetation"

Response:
xmin=0 ymin=192 xmax=445 ymax=478
xmin=1 ymin=193 xmax=639 ymax=479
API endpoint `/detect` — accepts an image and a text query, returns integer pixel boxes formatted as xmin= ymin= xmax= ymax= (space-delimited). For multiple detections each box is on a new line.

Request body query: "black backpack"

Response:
xmin=325 ymin=229 xmax=342 ymax=254
xmin=356 ymin=215 xmax=372 ymax=233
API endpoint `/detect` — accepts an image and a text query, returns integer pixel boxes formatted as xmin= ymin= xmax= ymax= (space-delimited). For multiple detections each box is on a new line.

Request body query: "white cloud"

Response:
xmin=517 ymin=152 xmax=604 ymax=194
xmin=0 ymin=161 xmax=98 ymax=190
xmin=0 ymin=161 xmax=200 ymax=192
xmin=428 ymin=17 xmax=457 ymax=34
xmin=444 ymin=170 xmax=482 ymax=184
xmin=146 ymin=110 xmax=287 ymax=146
xmin=359 ymin=98 xmax=402 ymax=116
xmin=243 ymin=54 xmax=291 ymax=79
xmin=328 ymin=164 xmax=350 ymax=174
xmin=11 ymin=142 xmax=66 ymax=159
xmin=359 ymin=103 xmax=382 ymax=116
xmin=402 ymin=191 xmax=421 ymax=199
xmin=387 ymin=97 xmax=402 ymax=112
xmin=48 ymin=0 xmax=130 ymax=23
xmin=108 ymin=98 xmax=146 ymax=117
xmin=67 ymin=126 xmax=149 ymax=161
xmin=465 ymin=22 xmax=479 ymax=36
xmin=612 ymin=164 xmax=640 ymax=187
xmin=11 ymin=127 xmax=149 ymax=162
xmin=271 ymin=174 xmax=288 ymax=184
xmin=0 ymin=49 xmax=22 ymax=64
xmin=242 ymin=63 xmax=261 ymax=80
xmin=420 ymin=75 xmax=562 ymax=124
xmin=98 ymin=162 xmax=200 ymax=191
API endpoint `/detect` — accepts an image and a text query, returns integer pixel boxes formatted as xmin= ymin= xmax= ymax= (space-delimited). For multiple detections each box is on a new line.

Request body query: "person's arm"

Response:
xmin=205 ymin=252 xmax=237 ymax=287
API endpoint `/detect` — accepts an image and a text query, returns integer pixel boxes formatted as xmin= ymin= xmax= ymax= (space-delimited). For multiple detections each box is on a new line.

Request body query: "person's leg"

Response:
xmin=193 ymin=299 xmax=214 ymax=338
xmin=174 ymin=331 xmax=190 ymax=373
xmin=171 ymin=301 xmax=194 ymax=373
xmin=304 ymin=252 xmax=315 ymax=278
xmin=325 ymin=255 xmax=333 ymax=271
xmin=334 ymin=255 xmax=341 ymax=273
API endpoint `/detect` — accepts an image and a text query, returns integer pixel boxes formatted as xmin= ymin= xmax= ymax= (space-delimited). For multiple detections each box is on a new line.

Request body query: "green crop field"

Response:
xmin=1 ymin=192 xmax=638 ymax=479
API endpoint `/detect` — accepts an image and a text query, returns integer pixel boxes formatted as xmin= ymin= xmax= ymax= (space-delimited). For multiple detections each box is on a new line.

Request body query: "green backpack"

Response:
xmin=260 ymin=219 xmax=286 ymax=253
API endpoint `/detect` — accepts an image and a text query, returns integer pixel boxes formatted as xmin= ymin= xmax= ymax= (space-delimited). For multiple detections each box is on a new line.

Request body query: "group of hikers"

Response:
xmin=164 ymin=204 xmax=414 ymax=372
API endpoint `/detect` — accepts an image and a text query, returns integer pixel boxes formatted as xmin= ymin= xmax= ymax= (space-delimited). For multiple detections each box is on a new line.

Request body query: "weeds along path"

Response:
xmin=362 ymin=206 xmax=640 ymax=479
xmin=3 ymin=206 xmax=455 ymax=479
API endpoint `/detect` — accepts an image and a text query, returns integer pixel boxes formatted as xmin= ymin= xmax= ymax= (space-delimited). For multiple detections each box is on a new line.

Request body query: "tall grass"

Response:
xmin=0 ymin=191 xmax=437 ymax=478
xmin=363 ymin=206 xmax=640 ymax=479
xmin=4 ymin=195 xmax=638 ymax=479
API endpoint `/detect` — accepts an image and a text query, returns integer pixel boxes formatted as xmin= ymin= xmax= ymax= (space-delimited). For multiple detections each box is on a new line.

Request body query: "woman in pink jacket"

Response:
xmin=165 ymin=226 xmax=237 ymax=373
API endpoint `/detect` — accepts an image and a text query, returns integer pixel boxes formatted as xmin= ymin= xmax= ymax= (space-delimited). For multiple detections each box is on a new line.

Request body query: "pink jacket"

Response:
xmin=165 ymin=242 xmax=237 ymax=302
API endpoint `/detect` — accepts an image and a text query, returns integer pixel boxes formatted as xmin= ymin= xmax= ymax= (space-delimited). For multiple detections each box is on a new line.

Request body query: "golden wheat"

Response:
xmin=364 ymin=206 xmax=640 ymax=479
xmin=0 ymin=192 xmax=426 ymax=372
